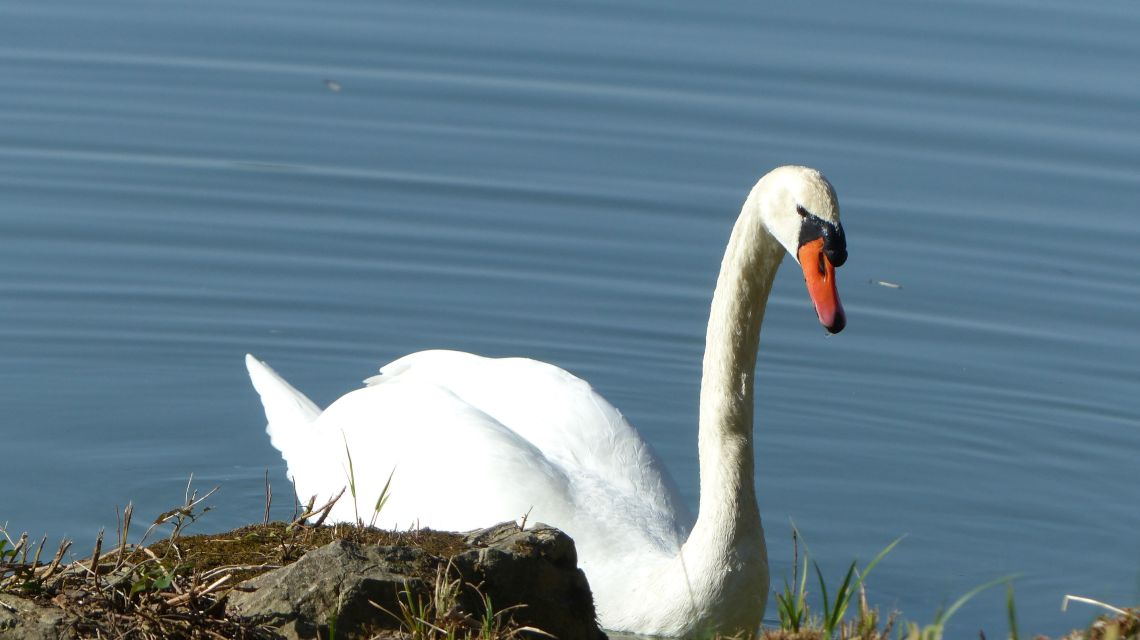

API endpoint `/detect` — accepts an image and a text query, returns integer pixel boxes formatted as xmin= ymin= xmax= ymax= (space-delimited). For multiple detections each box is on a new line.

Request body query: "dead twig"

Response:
xmin=164 ymin=573 xmax=231 ymax=607
xmin=262 ymin=470 xmax=272 ymax=526
xmin=290 ymin=488 xmax=345 ymax=529
xmin=35 ymin=538 xmax=72 ymax=581
xmin=88 ymin=528 xmax=104 ymax=583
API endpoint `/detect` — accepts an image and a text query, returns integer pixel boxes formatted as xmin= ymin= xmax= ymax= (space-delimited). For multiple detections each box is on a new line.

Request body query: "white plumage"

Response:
xmin=246 ymin=165 xmax=847 ymax=636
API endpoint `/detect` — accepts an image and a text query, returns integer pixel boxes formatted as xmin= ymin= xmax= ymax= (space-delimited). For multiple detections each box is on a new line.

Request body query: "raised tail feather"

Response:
xmin=245 ymin=354 xmax=321 ymax=466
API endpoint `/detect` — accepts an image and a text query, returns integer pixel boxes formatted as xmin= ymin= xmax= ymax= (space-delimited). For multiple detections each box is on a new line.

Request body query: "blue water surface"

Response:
xmin=2 ymin=1 xmax=1138 ymax=635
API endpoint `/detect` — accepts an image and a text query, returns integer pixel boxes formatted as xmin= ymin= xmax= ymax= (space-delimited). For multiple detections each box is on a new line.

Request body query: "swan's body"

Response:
xmin=246 ymin=165 xmax=847 ymax=637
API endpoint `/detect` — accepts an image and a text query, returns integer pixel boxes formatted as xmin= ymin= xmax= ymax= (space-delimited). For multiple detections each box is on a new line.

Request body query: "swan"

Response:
xmin=245 ymin=165 xmax=847 ymax=637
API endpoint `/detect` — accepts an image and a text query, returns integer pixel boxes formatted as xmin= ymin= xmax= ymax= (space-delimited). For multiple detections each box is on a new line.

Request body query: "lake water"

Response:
xmin=2 ymin=0 xmax=1138 ymax=636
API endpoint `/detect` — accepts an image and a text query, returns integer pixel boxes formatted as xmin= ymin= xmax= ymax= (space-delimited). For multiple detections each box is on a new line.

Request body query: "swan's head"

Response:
xmin=754 ymin=165 xmax=847 ymax=334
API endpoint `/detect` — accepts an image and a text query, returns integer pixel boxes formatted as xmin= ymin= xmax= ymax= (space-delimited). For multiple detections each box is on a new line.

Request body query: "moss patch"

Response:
xmin=143 ymin=521 xmax=469 ymax=581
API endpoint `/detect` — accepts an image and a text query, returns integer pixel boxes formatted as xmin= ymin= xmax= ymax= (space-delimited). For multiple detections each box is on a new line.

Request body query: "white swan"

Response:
xmin=245 ymin=165 xmax=847 ymax=637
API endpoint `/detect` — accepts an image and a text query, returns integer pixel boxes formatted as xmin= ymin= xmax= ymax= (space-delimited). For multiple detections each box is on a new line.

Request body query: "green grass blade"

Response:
xmin=777 ymin=576 xmax=805 ymax=631
xmin=342 ymin=433 xmax=361 ymax=524
xmin=1006 ymin=583 xmax=1020 ymax=640
xmin=936 ymin=574 xmax=1021 ymax=629
xmin=859 ymin=535 xmax=905 ymax=585
xmin=783 ymin=519 xmax=811 ymax=632
xmin=826 ymin=561 xmax=858 ymax=633
xmin=797 ymin=540 xmax=809 ymax=607
xmin=375 ymin=467 xmax=395 ymax=514
xmin=776 ymin=579 xmax=791 ymax=628
xmin=341 ymin=433 xmax=356 ymax=500
xmin=814 ymin=560 xmax=833 ymax=627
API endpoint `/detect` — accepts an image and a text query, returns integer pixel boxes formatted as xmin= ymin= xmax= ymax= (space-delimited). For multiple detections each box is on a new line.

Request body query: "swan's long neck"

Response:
xmin=682 ymin=192 xmax=781 ymax=596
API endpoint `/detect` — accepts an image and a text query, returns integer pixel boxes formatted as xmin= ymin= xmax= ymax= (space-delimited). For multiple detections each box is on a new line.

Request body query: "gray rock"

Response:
xmin=0 ymin=593 xmax=72 ymax=640
xmin=454 ymin=523 xmax=602 ymax=640
xmin=226 ymin=523 xmax=605 ymax=640
xmin=226 ymin=539 xmax=431 ymax=639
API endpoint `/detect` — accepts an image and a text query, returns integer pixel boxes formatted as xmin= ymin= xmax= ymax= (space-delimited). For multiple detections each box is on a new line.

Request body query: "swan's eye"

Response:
xmin=825 ymin=223 xmax=848 ymax=267
xmin=798 ymin=209 xmax=846 ymax=269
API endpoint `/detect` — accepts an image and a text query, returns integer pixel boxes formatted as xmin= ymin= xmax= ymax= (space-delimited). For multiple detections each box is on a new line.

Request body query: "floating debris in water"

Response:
xmin=323 ymin=79 xmax=342 ymax=93
xmin=875 ymin=280 xmax=901 ymax=289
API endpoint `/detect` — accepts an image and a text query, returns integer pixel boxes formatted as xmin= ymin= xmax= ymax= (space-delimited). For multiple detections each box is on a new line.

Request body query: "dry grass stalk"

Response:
xmin=289 ymin=487 xmax=345 ymax=529
xmin=1064 ymin=595 xmax=1133 ymax=619
xmin=88 ymin=528 xmax=104 ymax=582
xmin=262 ymin=470 xmax=272 ymax=526
xmin=36 ymin=538 xmax=72 ymax=581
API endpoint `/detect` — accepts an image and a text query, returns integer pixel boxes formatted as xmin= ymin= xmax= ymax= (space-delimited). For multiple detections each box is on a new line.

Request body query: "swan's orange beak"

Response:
xmin=798 ymin=237 xmax=845 ymax=334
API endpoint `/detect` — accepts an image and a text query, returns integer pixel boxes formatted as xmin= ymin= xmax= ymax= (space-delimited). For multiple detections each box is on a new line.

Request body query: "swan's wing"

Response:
xmin=365 ymin=350 xmax=692 ymax=545
xmin=246 ymin=354 xmax=321 ymax=480
xmin=310 ymin=379 xmax=577 ymax=531
xmin=248 ymin=354 xmax=573 ymax=530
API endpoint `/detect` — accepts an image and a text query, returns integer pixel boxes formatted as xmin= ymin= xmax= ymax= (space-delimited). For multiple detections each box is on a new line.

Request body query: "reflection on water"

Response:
xmin=2 ymin=1 xmax=1138 ymax=636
